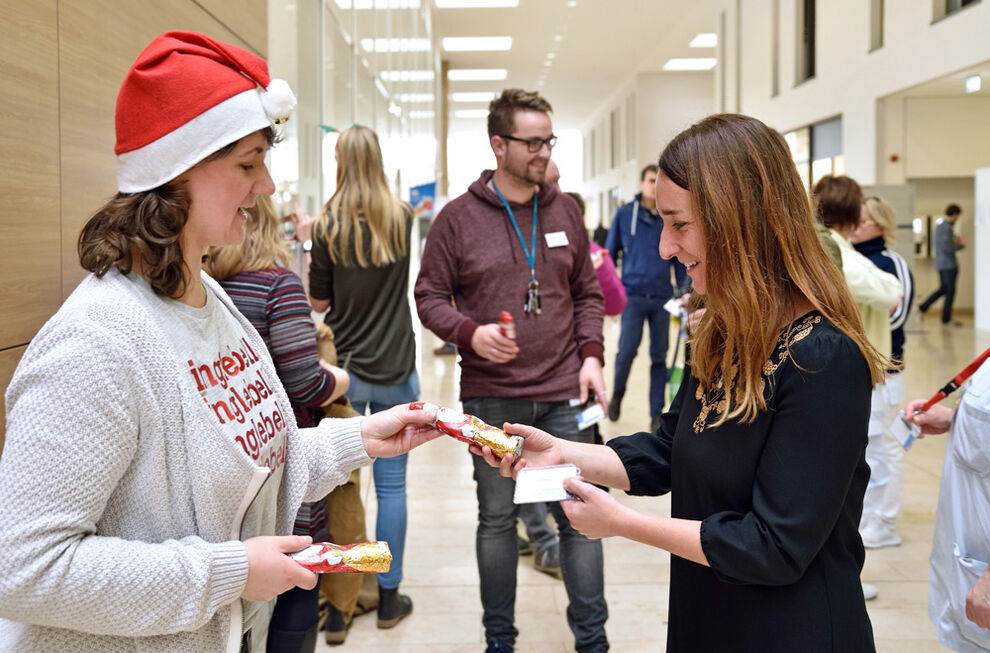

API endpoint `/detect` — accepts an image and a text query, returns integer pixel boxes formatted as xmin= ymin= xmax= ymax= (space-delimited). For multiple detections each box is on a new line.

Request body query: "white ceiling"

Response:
xmin=433 ymin=0 xmax=718 ymax=130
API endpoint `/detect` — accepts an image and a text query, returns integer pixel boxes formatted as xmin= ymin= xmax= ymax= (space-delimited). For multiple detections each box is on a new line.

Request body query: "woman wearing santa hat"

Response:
xmin=0 ymin=31 xmax=440 ymax=652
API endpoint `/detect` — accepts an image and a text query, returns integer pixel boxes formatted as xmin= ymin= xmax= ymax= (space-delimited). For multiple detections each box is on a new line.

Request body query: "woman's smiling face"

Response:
xmin=656 ymin=172 xmax=706 ymax=293
xmin=178 ymin=130 xmax=276 ymax=251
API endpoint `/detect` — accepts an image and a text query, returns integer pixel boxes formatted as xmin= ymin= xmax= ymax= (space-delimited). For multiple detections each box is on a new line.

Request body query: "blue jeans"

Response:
xmin=920 ymin=268 xmax=958 ymax=323
xmin=518 ymin=501 xmax=556 ymax=552
xmin=613 ymin=293 xmax=670 ymax=417
xmin=464 ymin=397 xmax=609 ymax=652
xmin=347 ymin=370 xmax=420 ymax=589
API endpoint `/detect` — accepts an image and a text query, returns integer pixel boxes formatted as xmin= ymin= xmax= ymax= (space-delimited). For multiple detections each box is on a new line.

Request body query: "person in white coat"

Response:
xmin=906 ymin=364 xmax=990 ymax=651
xmin=0 ymin=31 xmax=440 ymax=653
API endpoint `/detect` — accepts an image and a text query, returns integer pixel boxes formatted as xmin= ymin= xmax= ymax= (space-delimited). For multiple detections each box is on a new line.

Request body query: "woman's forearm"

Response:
xmin=558 ymin=439 xmax=632 ymax=491
xmin=615 ymin=510 xmax=708 ymax=567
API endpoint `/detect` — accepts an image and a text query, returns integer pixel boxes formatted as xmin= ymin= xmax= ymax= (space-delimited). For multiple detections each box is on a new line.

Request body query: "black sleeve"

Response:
xmin=605 ymin=366 xmax=690 ymax=496
xmin=308 ymin=229 xmax=334 ymax=304
xmin=700 ymin=333 xmax=871 ymax=586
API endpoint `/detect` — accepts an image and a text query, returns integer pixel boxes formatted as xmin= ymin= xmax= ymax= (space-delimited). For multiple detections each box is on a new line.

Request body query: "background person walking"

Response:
xmin=605 ymin=164 xmax=687 ymax=432
xmin=919 ymin=203 xmax=965 ymax=325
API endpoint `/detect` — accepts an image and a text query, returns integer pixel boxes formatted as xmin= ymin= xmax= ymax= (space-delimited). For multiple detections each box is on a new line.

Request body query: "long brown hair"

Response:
xmin=658 ymin=113 xmax=887 ymax=426
xmin=78 ymin=127 xmax=277 ymax=297
xmin=205 ymin=195 xmax=292 ymax=280
xmin=315 ymin=126 xmax=407 ymax=267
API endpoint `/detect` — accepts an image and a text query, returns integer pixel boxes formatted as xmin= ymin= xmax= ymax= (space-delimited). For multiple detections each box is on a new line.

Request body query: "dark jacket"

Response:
xmin=605 ymin=193 xmax=688 ymax=297
xmin=853 ymin=236 xmax=913 ymax=366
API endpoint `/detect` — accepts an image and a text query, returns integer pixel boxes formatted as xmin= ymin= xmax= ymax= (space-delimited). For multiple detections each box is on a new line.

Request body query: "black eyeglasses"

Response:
xmin=499 ymin=134 xmax=558 ymax=152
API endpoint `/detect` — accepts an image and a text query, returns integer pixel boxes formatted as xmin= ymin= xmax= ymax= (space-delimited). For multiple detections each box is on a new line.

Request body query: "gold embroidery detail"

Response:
xmin=694 ymin=314 xmax=820 ymax=434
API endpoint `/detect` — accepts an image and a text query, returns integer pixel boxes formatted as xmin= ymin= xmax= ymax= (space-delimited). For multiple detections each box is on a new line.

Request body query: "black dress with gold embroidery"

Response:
xmin=607 ymin=312 xmax=875 ymax=652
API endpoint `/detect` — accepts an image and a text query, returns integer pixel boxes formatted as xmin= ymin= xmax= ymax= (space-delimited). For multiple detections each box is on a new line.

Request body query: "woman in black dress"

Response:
xmin=482 ymin=114 xmax=884 ymax=652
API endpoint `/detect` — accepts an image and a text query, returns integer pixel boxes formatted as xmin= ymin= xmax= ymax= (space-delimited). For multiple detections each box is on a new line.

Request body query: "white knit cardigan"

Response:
xmin=0 ymin=269 xmax=371 ymax=652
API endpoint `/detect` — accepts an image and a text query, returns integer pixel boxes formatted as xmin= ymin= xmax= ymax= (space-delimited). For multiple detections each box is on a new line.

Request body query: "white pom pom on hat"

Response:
xmin=262 ymin=78 xmax=297 ymax=124
xmin=114 ymin=31 xmax=297 ymax=193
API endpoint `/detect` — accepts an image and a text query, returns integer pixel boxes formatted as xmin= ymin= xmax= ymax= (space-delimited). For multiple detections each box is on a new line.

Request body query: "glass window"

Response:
xmin=795 ymin=0 xmax=815 ymax=84
xmin=870 ymin=0 xmax=884 ymax=51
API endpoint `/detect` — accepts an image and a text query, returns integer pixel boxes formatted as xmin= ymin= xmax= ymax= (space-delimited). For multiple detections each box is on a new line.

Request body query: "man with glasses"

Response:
xmin=415 ymin=88 xmax=609 ymax=653
xmin=605 ymin=165 xmax=688 ymax=432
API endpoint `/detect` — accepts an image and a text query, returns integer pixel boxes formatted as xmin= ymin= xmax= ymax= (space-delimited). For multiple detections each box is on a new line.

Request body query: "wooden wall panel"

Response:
xmin=195 ymin=0 xmax=268 ymax=57
xmin=58 ymin=0 xmax=267 ymax=297
xmin=0 ymin=0 xmax=62 ymax=349
xmin=0 ymin=346 xmax=26 ymax=455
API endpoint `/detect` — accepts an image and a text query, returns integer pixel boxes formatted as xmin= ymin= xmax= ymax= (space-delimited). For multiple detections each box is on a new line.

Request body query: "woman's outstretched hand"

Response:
xmin=361 ymin=403 xmax=443 ymax=458
xmin=560 ymin=477 xmax=627 ymax=540
xmin=472 ymin=422 xmax=565 ymax=479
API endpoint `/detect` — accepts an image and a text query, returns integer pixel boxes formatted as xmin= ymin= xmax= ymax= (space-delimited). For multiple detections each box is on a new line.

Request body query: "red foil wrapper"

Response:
xmin=410 ymin=401 xmax=524 ymax=459
xmin=290 ymin=541 xmax=392 ymax=573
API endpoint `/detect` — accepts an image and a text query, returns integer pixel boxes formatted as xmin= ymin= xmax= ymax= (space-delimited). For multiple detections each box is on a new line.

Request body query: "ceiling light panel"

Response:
xmin=451 ymin=91 xmax=498 ymax=102
xmin=361 ymin=38 xmax=431 ymax=52
xmin=435 ymin=0 xmax=518 ymax=7
xmin=335 ymin=0 xmax=420 ymax=8
xmin=442 ymin=36 xmax=513 ymax=51
xmin=380 ymin=70 xmax=436 ymax=81
xmin=447 ymin=68 xmax=508 ymax=81
xmin=662 ymin=58 xmax=717 ymax=71
xmin=409 ymin=110 xmax=435 ymax=119
xmin=454 ymin=109 xmax=489 ymax=118
xmin=966 ymin=74 xmax=982 ymax=93
xmin=397 ymin=93 xmax=435 ymax=102
xmin=689 ymin=33 xmax=718 ymax=47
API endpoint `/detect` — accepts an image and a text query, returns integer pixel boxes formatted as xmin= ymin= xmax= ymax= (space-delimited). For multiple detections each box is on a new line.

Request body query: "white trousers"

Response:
xmin=860 ymin=374 xmax=905 ymax=540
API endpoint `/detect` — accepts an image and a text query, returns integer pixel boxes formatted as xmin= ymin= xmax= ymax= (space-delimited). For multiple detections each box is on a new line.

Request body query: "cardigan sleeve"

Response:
xmin=699 ymin=333 xmax=871 ymax=586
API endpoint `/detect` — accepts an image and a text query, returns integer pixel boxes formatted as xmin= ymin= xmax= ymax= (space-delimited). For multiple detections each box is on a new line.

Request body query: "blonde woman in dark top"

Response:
xmin=308 ymin=125 xmax=418 ymax=630
xmin=482 ymin=114 xmax=888 ymax=652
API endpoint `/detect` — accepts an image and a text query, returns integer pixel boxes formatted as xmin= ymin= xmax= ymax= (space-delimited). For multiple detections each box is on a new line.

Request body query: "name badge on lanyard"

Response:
xmin=492 ymin=179 xmax=542 ymax=314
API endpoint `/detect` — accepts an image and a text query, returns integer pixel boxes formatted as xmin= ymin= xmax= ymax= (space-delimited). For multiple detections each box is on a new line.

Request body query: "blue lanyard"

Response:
xmin=491 ymin=180 xmax=538 ymax=283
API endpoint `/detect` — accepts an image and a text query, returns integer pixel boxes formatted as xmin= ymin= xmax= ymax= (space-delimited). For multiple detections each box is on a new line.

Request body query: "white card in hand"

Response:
xmin=577 ymin=403 xmax=605 ymax=430
xmin=513 ymin=464 xmax=580 ymax=504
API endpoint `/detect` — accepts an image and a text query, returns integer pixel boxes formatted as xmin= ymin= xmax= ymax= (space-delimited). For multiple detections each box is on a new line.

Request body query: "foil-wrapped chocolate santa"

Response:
xmin=410 ymin=401 xmax=523 ymax=459
xmin=290 ymin=541 xmax=392 ymax=573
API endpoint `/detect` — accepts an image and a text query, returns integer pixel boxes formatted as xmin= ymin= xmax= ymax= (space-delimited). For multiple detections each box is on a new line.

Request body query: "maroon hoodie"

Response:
xmin=414 ymin=169 xmax=604 ymax=401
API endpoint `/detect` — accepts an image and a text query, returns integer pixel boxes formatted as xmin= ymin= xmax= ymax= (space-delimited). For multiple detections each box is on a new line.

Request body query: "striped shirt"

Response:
xmin=220 ymin=268 xmax=337 ymax=539
xmin=220 ymin=267 xmax=337 ymax=428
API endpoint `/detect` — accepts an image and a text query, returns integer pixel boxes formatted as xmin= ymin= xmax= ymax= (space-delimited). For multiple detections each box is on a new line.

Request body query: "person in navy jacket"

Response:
xmin=851 ymin=195 xmax=914 ymax=551
xmin=605 ymin=164 xmax=688 ymax=431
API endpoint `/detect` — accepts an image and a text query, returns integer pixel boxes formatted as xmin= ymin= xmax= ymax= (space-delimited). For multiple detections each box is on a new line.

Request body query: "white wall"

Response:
xmin=636 ymin=72 xmax=716 ymax=170
xmin=976 ymin=168 xmax=990 ymax=331
xmin=904 ymin=97 xmax=990 ymax=178
xmin=580 ymin=71 xmax=714 ymax=229
xmin=717 ymin=0 xmax=990 ymax=184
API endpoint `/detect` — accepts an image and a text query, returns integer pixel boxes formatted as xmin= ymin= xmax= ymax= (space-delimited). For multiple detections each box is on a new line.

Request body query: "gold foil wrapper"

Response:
xmin=464 ymin=417 xmax=524 ymax=459
xmin=290 ymin=541 xmax=392 ymax=573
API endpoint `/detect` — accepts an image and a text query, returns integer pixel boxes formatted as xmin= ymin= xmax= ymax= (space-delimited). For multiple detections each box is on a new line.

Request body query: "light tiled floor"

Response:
xmin=318 ymin=291 xmax=987 ymax=651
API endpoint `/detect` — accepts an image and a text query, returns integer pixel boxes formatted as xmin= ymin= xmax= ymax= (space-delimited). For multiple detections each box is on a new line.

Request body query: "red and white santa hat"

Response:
xmin=114 ymin=31 xmax=296 ymax=193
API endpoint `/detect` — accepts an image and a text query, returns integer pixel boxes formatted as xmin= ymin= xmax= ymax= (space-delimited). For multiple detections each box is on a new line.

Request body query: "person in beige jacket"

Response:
xmin=812 ymin=176 xmax=901 ymax=358
xmin=812 ymin=174 xmax=901 ymax=603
